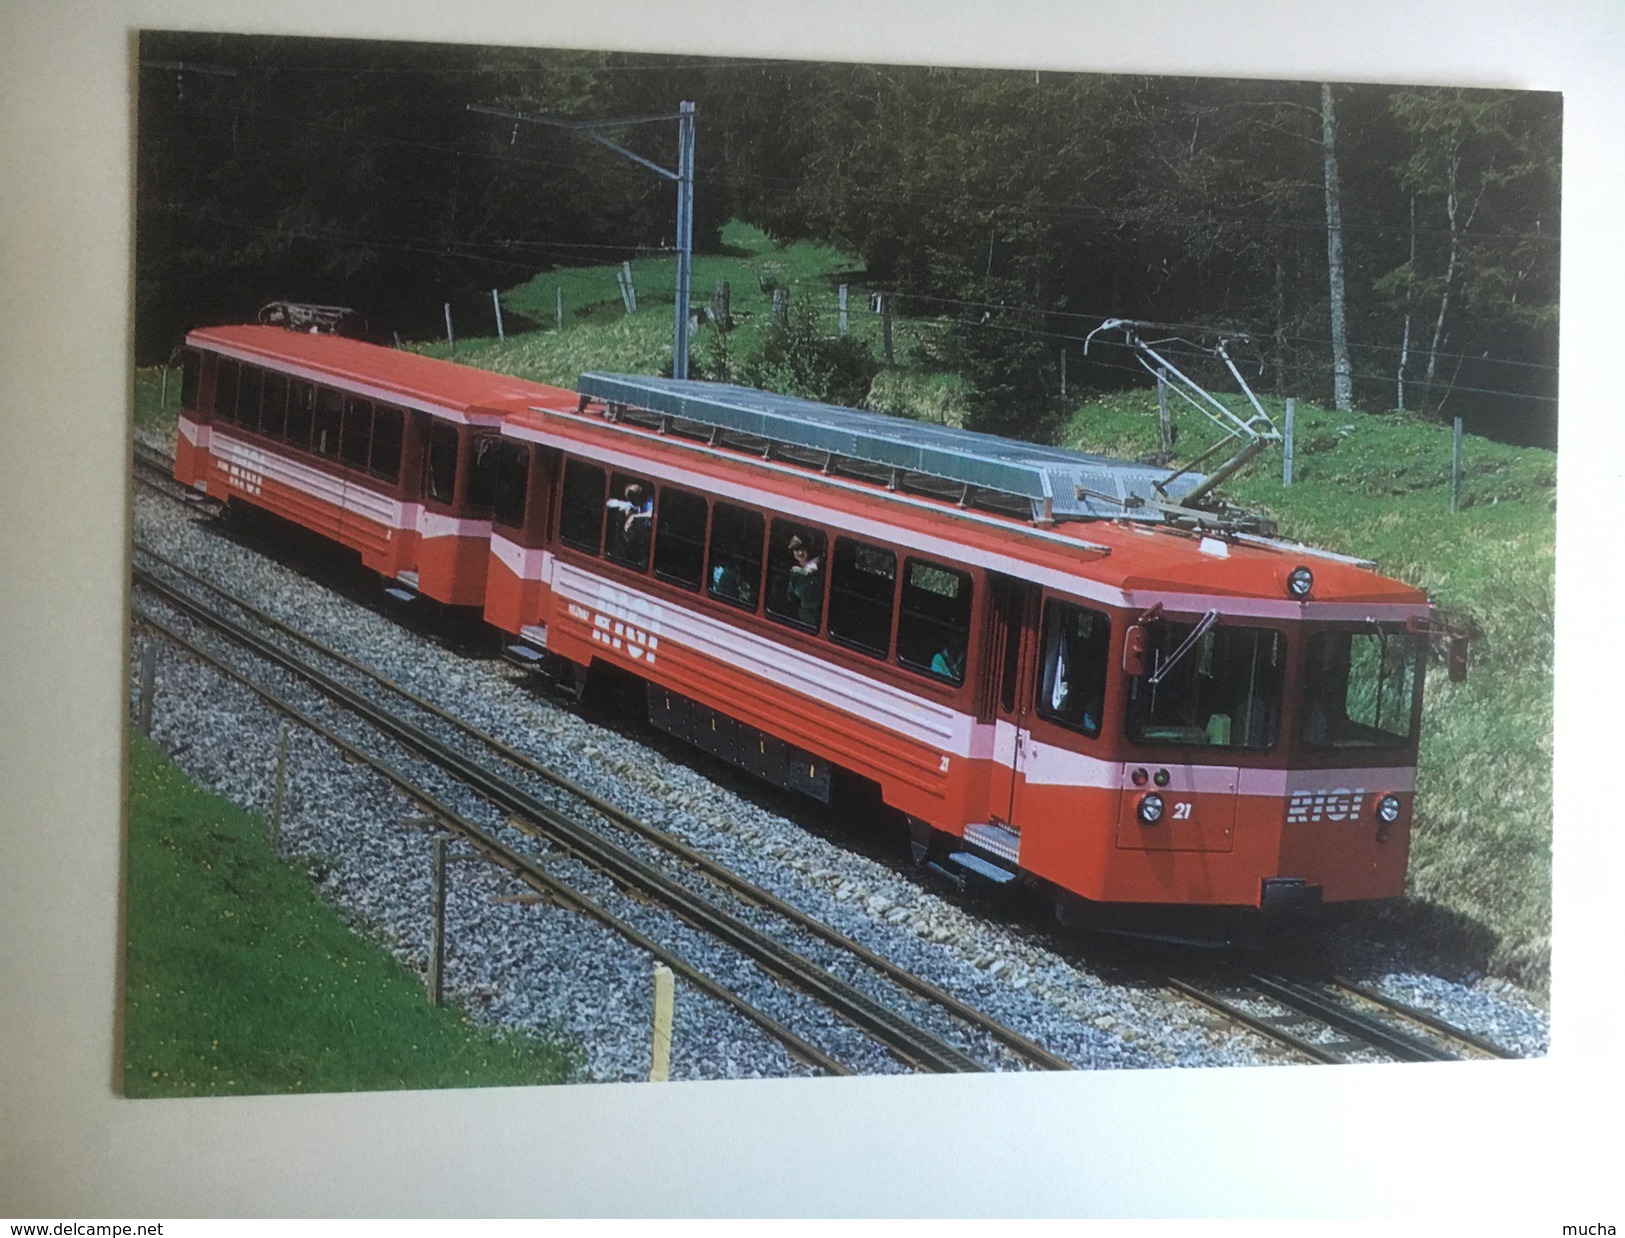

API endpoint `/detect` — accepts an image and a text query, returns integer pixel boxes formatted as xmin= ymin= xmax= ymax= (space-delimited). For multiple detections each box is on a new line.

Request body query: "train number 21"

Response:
xmin=1171 ymin=802 xmax=1193 ymax=820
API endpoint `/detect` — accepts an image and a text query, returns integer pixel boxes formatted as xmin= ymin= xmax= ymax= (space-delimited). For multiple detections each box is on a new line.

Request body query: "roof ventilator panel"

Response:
xmin=574 ymin=373 xmax=1209 ymax=526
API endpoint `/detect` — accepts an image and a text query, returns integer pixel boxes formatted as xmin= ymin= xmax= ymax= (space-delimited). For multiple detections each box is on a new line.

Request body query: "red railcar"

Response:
xmin=174 ymin=324 xmax=565 ymax=607
xmin=174 ymin=325 xmax=1442 ymax=921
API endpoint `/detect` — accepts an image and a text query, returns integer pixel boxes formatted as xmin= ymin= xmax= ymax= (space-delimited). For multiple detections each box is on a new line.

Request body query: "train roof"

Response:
xmin=185 ymin=324 xmax=1427 ymax=614
xmin=578 ymin=372 xmax=1206 ymax=523
xmin=186 ymin=324 xmax=549 ymax=418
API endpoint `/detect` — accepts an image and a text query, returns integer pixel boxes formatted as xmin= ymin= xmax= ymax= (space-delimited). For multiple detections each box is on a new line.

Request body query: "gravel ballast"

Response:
xmin=128 ymin=471 xmax=1551 ymax=1080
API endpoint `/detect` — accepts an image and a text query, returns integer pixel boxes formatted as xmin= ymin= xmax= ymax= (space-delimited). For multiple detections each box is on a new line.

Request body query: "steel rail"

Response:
xmin=133 ymin=566 xmax=990 ymax=1074
xmin=1163 ymin=977 xmax=1343 ymax=1065
xmin=1247 ymin=974 xmax=1460 ymax=1063
xmin=132 ymin=604 xmax=853 ymax=1077
xmin=134 ymin=541 xmax=1074 ymax=1073
xmin=1329 ymin=976 xmax=1516 ymax=1060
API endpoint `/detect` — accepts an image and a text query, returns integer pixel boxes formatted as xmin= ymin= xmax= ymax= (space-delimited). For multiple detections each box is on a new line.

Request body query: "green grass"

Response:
xmin=416 ymin=221 xmax=888 ymax=381
xmin=1062 ymin=389 xmax=1554 ymax=988
xmin=123 ymin=730 xmax=586 ymax=1097
xmin=134 ymin=365 xmax=178 ymax=439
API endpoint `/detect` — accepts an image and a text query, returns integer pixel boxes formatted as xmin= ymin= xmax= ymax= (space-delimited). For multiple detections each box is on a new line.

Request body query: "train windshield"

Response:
xmin=1302 ymin=626 xmax=1425 ymax=749
xmin=1127 ymin=622 xmax=1284 ymax=749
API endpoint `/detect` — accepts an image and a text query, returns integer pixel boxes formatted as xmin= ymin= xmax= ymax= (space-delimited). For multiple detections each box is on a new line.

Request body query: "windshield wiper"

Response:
xmin=1147 ymin=609 xmax=1220 ymax=687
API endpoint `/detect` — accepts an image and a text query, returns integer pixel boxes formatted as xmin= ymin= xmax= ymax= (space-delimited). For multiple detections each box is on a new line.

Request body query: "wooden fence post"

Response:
xmin=556 ymin=287 xmax=564 ymax=330
xmin=649 ymin=963 xmax=675 ymax=1081
xmin=443 ymin=303 xmax=455 ymax=355
xmin=881 ymin=296 xmax=894 ymax=364
xmin=137 ymin=641 xmax=157 ymax=736
xmin=838 ymin=284 xmax=848 ymax=336
xmin=427 ymin=836 xmax=447 ymax=1006
xmin=618 ymin=262 xmax=638 ymax=313
xmin=1451 ymin=416 xmax=1463 ymax=512
xmin=269 ymin=722 xmax=288 ymax=854
xmin=1283 ymin=397 xmax=1296 ymax=487
xmin=491 ymin=289 xmax=505 ymax=342
xmin=1158 ymin=368 xmax=1172 ymax=453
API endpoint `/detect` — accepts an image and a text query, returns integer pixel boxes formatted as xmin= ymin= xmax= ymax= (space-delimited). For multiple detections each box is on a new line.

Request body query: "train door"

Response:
xmin=971 ymin=576 xmax=1040 ymax=853
xmin=1003 ymin=594 xmax=1123 ymax=882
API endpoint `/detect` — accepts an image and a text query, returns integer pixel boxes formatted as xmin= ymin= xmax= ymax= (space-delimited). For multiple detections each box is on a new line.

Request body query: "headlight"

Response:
xmin=1375 ymin=794 xmax=1402 ymax=824
xmin=1137 ymin=793 xmax=1165 ymax=825
xmin=1287 ymin=566 xmax=1314 ymax=598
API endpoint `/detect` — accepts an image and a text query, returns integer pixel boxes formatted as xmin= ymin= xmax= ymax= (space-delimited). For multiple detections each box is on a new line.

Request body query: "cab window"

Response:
xmin=1037 ymin=600 xmax=1111 ymax=737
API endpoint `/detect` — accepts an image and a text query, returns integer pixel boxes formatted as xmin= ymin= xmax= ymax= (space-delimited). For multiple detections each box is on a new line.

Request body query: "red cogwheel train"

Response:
xmin=173 ymin=321 xmax=1460 ymax=926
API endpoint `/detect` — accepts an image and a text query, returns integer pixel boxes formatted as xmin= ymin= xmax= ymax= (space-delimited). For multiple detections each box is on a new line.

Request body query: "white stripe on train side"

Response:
xmin=205 ymin=430 xmax=489 ymax=540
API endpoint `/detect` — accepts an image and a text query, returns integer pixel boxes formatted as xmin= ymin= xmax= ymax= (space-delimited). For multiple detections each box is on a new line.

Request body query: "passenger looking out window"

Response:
xmin=765 ymin=521 xmax=826 ymax=630
xmin=605 ymin=475 xmax=655 ymax=569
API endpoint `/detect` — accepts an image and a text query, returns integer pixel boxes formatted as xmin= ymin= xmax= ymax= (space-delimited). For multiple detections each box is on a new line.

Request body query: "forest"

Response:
xmin=136 ymin=33 xmax=1561 ymax=447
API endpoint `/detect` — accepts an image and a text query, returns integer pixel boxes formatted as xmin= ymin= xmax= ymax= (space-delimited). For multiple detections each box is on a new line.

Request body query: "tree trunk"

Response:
xmin=1422 ymin=146 xmax=1461 ymax=413
xmin=1397 ymin=194 xmax=1415 ymax=411
xmin=1321 ymin=83 xmax=1354 ymax=412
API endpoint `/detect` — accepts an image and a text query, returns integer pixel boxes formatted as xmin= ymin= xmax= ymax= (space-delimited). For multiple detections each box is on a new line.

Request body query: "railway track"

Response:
xmin=134 ymin=440 xmax=224 ymax=514
xmin=131 ymin=542 xmax=1076 ymax=1077
xmin=132 ymin=443 xmax=1530 ymax=1071
xmin=1167 ymin=971 xmax=1515 ymax=1064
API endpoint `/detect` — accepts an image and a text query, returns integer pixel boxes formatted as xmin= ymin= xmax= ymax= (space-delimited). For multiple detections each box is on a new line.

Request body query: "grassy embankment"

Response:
xmin=133 ymin=220 xmax=1553 ymax=990
xmin=124 ymin=730 xmax=585 ymax=1096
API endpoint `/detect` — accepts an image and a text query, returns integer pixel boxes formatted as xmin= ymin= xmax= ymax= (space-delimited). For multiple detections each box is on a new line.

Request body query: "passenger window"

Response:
xmin=425 ymin=421 xmax=459 ymax=504
xmin=238 ymin=366 xmax=264 ymax=432
xmin=828 ymin=539 xmax=897 ymax=657
xmin=604 ymin=472 xmax=655 ymax=570
xmin=1037 ymin=600 xmax=1112 ymax=737
xmin=313 ymin=388 xmax=344 ymax=458
xmin=558 ymin=459 xmax=606 ymax=553
xmin=470 ymin=437 xmax=528 ymax=527
xmin=765 ymin=520 xmax=827 ymax=631
xmin=897 ymin=559 xmax=973 ymax=685
xmin=214 ymin=359 xmax=239 ymax=422
xmin=179 ymin=350 xmax=200 ymax=412
xmin=370 ymin=406 xmax=403 ymax=482
xmin=341 ymin=397 xmax=373 ymax=470
xmin=652 ymin=487 xmax=707 ymax=590
xmin=707 ymin=503 xmax=764 ymax=609
xmin=261 ymin=373 xmax=288 ymax=441
xmin=285 ymin=383 xmax=314 ymax=449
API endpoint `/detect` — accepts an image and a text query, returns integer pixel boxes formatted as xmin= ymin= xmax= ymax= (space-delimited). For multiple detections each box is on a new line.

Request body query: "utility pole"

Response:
xmin=468 ymin=100 xmax=696 ymax=379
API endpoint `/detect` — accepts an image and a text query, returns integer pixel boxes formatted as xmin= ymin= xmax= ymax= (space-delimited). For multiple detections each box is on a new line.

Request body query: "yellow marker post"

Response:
xmin=650 ymin=963 xmax=675 ymax=1082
